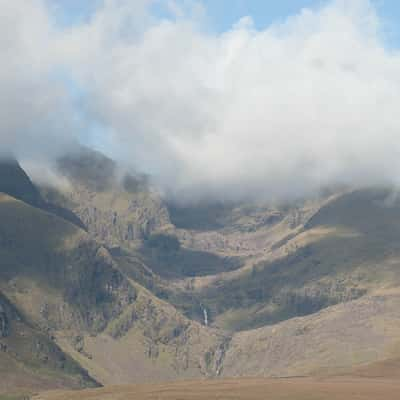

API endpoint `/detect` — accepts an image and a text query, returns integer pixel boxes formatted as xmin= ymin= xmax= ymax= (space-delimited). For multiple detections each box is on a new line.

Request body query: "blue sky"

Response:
xmin=51 ymin=1 xmax=399 ymax=28
xmin=202 ymin=0 xmax=324 ymax=31
xmin=50 ymin=0 xmax=400 ymax=47
xmin=203 ymin=0 xmax=400 ymax=31
xmin=52 ymin=0 xmax=323 ymax=28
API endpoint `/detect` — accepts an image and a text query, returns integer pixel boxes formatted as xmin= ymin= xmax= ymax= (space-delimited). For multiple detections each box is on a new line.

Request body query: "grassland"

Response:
xmin=34 ymin=377 xmax=400 ymax=400
xmin=0 ymin=395 xmax=30 ymax=400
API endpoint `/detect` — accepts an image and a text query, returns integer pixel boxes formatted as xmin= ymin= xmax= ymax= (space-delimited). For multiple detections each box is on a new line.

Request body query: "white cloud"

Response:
xmin=0 ymin=0 xmax=79 ymax=161
xmin=3 ymin=0 xmax=400 ymax=202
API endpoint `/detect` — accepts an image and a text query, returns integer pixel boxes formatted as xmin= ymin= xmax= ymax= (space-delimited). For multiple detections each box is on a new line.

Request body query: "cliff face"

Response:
xmin=55 ymin=149 xmax=172 ymax=247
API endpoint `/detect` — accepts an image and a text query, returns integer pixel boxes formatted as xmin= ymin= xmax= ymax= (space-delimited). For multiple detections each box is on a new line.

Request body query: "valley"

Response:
xmin=3 ymin=0 xmax=400 ymax=397
xmin=2 ymin=150 xmax=400 ymax=396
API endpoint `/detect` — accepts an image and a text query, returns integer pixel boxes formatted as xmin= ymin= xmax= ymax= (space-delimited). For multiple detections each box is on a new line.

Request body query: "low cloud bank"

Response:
xmin=2 ymin=0 xmax=400 ymax=202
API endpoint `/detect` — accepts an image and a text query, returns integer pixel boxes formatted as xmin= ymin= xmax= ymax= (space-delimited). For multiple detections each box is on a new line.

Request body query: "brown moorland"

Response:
xmin=34 ymin=377 xmax=400 ymax=400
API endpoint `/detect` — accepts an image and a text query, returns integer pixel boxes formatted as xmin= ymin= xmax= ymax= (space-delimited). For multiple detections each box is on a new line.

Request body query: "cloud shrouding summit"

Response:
xmin=2 ymin=0 xmax=400 ymax=201
xmin=0 ymin=1 xmax=80 ymax=160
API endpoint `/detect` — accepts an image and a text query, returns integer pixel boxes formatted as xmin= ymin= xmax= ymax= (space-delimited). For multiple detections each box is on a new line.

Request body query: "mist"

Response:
xmin=3 ymin=0 xmax=400 ymax=202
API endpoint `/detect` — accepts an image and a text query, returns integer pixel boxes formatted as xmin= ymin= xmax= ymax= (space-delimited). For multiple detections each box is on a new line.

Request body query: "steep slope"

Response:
xmin=28 ymin=150 xmax=400 ymax=383
xmin=53 ymin=149 xmax=245 ymax=276
xmin=0 ymin=193 xmax=135 ymax=334
xmin=0 ymin=158 xmax=85 ymax=230
xmin=222 ymin=289 xmax=400 ymax=378
xmin=0 ymin=158 xmax=240 ymax=392
xmin=177 ymin=188 xmax=400 ymax=331
xmin=54 ymin=282 xmax=227 ymax=385
xmin=0 ymin=192 xmax=137 ymax=392
xmin=0 ymin=291 xmax=97 ymax=394
xmin=0 ymin=163 xmax=230 ymax=388
xmin=46 ymin=150 xmax=400 ymax=332
xmin=0 ymin=158 xmax=43 ymax=207
xmin=55 ymin=148 xmax=171 ymax=245
xmin=42 ymin=149 xmax=326 ymax=320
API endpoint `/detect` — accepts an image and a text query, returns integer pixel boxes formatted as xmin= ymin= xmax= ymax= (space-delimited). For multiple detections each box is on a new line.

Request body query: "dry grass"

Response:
xmin=35 ymin=377 xmax=400 ymax=400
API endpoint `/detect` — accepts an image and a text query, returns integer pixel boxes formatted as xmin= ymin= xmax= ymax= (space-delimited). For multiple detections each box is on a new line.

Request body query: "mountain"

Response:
xmin=0 ymin=191 xmax=123 ymax=393
xmin=0 ymin=160 xmax=132 ymax=393
xmin=0 ymin=158 xmax=43 ymax=207
xmin=222 ymin=288 xmax=400 ymax=377
xmin=0 ymin=158 xmax=86 ymax=230
xmin=0 ymin=157 xmax=227 ymax=392
xmin=3 ymin=150 xmax=400 ymax=395
xmin=0 ymin=289 xmax=97 ymax=394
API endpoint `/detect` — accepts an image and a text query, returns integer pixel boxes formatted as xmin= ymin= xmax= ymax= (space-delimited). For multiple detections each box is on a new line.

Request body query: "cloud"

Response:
xmin=3 ymin=0 xmax=400 ymax=202
xmin=0 ymin=0 xmax=81 ymax=162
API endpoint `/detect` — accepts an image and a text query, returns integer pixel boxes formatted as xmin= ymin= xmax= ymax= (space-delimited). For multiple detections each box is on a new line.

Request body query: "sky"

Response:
xmin=51 ymin=1 xmax=396 ymax=27
xmin=52 ymin=0 xmax=400 ymax=41
xmin=3 ymin=0 xmax=400 ymax=202
xmin=54 ymin=1 xmax=324 ymax=29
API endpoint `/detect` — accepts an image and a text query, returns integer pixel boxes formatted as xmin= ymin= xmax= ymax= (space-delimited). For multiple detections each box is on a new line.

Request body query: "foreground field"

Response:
xmin=34 ymin=377 xmax=400 ymax=400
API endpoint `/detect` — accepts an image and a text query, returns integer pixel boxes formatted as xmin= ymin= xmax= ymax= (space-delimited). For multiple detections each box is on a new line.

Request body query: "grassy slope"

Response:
xmin=0 ymin=168 xmax=229 ymax=387
xmin=0 ymin=193 xmax=140 ymax=392
xmin=222 ymin=288 xmax=400 ymax=378
xmin=189 ymin=189 xmax=400 ymax=331
xmin=0 ymin=194 xmax=99 ymax=393
xmin=0 ymin=194 xmax=226 ymax=386
xmin=0 ymin=192 xmax=136 ymax=331
xmin=0 ymin=289 xmax=97 ymax=395
xmin=53 ymin=280 xmax=226 ymax=385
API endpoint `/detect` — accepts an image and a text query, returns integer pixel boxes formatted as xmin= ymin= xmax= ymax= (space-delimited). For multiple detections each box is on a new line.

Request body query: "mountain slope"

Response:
xmin=0 ymin=164 xmax=229 ymax=389
xmin=4 ymin=150 xmax=400 ymax=391
xmin=0 ymin=190 xmax=136 ymax=393
xmin=0 ymin=193 xmax=135 ymax=334
xmin=0 ymin=158 xmax=43 ymax=208
xmin=174 ymin=188 xmax=400 ymax=331
xmin=0 ymin=288 xmax=97 ymax=394
xmin=53 ymin=281 xmax=227 ymax=385
xmin=0 ymin=158 xmax=85 ymax=230
xmin=223 ymin=289 xmax=400 ymax=378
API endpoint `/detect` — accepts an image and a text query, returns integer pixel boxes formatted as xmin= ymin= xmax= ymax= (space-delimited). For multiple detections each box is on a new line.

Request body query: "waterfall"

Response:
xmin=202 ymin=306 xmax=208 ymax=326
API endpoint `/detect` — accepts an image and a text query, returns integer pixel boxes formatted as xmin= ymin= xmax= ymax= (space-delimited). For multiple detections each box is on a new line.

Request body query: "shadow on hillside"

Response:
xmin=139 ymin=233 xmax=243 ymax=279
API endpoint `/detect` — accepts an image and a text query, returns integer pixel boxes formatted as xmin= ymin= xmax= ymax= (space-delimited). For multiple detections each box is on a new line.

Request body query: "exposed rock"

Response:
xmin=0 ymin=304 xmax=9 ymax=337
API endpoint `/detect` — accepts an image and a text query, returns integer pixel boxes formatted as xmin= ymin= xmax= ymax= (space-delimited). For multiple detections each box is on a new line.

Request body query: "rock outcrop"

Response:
xmin=0 ymin=304 xmax=9 ymax=338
